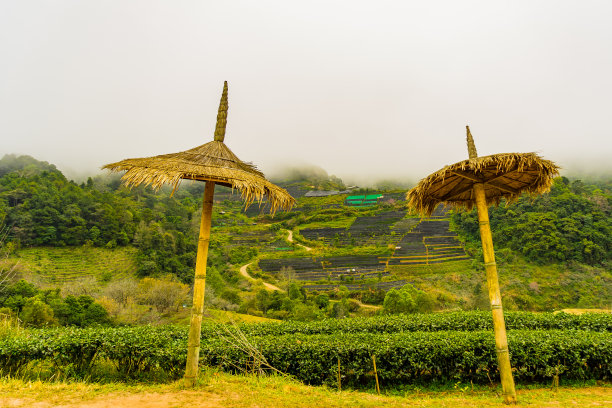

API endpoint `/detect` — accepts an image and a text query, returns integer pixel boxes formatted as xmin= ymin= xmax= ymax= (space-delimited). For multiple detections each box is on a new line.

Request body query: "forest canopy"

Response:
xmin=451 ymin=177 xmax=611 ymax=266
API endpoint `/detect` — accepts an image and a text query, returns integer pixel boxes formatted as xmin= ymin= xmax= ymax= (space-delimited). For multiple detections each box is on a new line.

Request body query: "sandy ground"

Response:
xmin=1 ymin=383 xmax=610 ymax=408
xmin=1 ymin=392 xmax=224 ymax=408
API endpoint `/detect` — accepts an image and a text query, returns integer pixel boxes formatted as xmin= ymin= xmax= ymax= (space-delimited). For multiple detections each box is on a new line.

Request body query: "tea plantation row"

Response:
xmin=204 ymin=330 xmax=610 ymax=386
xmin=1 ymin=323 xmax=610 ymax=385
xmin=229 ymin=311 xmax=612 ymax=336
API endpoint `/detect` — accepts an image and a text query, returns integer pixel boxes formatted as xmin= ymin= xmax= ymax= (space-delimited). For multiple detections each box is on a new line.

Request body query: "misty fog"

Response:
xmin=1 ymin=1 xmax=611 ymax=184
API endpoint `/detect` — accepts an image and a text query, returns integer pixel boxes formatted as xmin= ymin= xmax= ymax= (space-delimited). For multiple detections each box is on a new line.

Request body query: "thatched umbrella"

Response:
xmin=406 ymin=126 xmax=559 ymax=404
xmin=103 ymin=81 xmax=295 ymax=386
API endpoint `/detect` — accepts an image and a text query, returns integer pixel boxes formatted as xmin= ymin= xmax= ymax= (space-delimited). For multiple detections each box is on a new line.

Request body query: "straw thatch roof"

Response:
xmin=103 ymin=81 xmax=295 ymax=214
xmin=406 ymin=152 xmax=560 ymax=217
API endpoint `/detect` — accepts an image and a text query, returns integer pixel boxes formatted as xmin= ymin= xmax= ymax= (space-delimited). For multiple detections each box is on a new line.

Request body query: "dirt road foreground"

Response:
xmin=0 ymin=375 xmax=610 ymax=408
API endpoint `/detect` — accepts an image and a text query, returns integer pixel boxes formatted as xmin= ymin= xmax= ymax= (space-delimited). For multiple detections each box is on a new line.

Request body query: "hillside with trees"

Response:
xmin=451 ymin=177 xmax=611 ymax=266
xmin=0 ymin=154 xmax=610 ymax=327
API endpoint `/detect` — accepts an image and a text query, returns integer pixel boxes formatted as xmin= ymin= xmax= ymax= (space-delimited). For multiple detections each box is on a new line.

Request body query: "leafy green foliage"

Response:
xmin=383 ymin=284 xmax=434 ymax=314
xmin=2 ymin=156 xmax=611 ymax=321
xmin=451 ymin=178 xmax=611 ymax=266
xmin=1 ymin=312 xmax=610 ymax=384
xmin=231 ymin=311 xmax=612 ymax=337
xmin=0 ymin=166 xmax=138 ymax=248
xmin=19 ymin=299 xmax=55 ymax=327
xmin=203 ymin=330 xmax=610 ymax=386
xmin=12 ymin=246 xmax=136 ymax=284
xmin=0 ymin=325 xmax=186 ymax=377
xmin=0 ymin=155 xmax=256 ymax=287
xmin=272 ymin=166 xmax=346 ymax=191
xmin=0 ymin=280 xmax=109 ymax=327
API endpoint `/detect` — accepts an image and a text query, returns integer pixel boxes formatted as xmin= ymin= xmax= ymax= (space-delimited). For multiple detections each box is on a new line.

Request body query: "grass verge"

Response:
xmin=0 ymin=374 xmax=609 ymax=408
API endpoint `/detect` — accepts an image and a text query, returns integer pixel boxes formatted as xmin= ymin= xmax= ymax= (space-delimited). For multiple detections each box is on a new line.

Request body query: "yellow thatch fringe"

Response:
xmin=406 ymin=152 xmax=560 ymax=217
xmin=103 ymin=140 xmax=295 ymax=214
xmin=103 ymin=81 xmax=295 ymax=213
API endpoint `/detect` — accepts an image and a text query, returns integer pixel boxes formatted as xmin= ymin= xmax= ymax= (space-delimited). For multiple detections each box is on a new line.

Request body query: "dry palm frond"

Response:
xmin=406 ymin=152 xmax=560 ymax=217
xmin=211 ymin=319 xmax=288 ymax=377
xmin=103 ymin=81 xmax=295 ymax=214
xmin=103 ymin=141 xmax=295 ymax=213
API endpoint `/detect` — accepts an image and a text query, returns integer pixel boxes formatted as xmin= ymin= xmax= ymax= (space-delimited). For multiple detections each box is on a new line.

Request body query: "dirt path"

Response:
xmin=1 ymin=378 xmax=610 ymax=408
xmin=284 ymin=230 xmax=379 ymax=312
xmin=236 ymin=229 xmax=313 ymax=293
xmin=354 ymin=299 xmax=382 ymax=311
xmin=286 ymin=229 xmax=312 ymax=251
xmin=1 ymin=392 xmax=224 ymax=408
xmin=239 ymin=262 xmax=284 ymax=292
xmin=235 ymin=229 xmax=314 ymax=293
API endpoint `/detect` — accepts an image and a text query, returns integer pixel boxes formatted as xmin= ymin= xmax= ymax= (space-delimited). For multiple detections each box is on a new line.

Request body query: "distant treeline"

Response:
xmin=1 ymin=154 xmax=610 ymax=284
xmin=451 ymin=177 xmax=611 ymax=266
xmin=0 ymin=155 xmax=251 ymax=284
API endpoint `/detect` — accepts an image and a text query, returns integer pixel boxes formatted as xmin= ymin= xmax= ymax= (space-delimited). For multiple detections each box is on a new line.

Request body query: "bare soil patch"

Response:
xmin=1 ymin=377 xmax=610 ymax=408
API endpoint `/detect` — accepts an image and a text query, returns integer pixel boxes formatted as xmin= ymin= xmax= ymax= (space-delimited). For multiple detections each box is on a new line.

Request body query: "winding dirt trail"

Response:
xmin=286 ymin=229 xmax=312 ymax=251
xmin=285 ymin=231 xmax=382 ymax=310
xmin=354 ymin=299 xmax=382 ymax=311
xmin=239 ymin=262 xmax=284 ymax=292
xmin=236 ymin=229 xmax=313 ymax=293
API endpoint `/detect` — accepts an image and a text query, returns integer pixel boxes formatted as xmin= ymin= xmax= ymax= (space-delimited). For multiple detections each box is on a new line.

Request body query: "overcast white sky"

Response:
xmin=1 ymin=1 xmax=610 ymax=183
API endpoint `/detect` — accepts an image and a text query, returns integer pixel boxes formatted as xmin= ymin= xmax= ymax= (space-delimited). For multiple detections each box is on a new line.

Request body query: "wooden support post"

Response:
xmin=184 ymin=180 xmax=216 ymax=387
xmin=337 ymin=357 xmax=341 ymax=392
xmin=473 ymin=183 xmax=517 ymax=404
xmin=372 ymin=355 xmax=380 ymax=395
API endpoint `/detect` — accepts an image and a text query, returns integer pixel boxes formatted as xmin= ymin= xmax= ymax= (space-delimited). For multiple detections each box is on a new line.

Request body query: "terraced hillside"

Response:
xmin=346 ymin=211 xmax=406 ymax=245
xmin=11 ymin=246 xmax=137 ymax=284
xmin=387 ymin=206 xmax=469 ymax=266
xmin=302 ymin=279 xmax=407 ymax=291
xmin=226 ymin=227 xmax=292 ymax=252
xmin=258 ymin=255 xmax=405 ymax=291
xmin=260 ymin=255 xmax=387 ymax=278
xmin=300 ymin=211 xmax=406 ymax=246
xmin=388 ymin=219 xmax=469 ymax=266
xmin=259 ymin=204 xmax=471 ymax=292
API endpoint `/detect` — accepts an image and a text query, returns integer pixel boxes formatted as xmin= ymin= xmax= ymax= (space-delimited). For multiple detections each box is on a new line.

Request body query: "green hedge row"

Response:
xmin=223 ymin=311 xmax=612 ymax=338
xmin=1 ymin=326 xmax=610 ymax=385
xmin=0 ymin=326 xmax=186 ymax=377
xmin=203 ymin=330 xmax=611 ymax=386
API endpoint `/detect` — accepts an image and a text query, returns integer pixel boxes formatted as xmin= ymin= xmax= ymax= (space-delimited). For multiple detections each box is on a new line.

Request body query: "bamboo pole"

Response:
xmin=473 ymin=182 xmax=517 ymax=404
xmin=184 ymin=180 xmax=216 ymax=387
xmin=337 ymin=357 xmax=341 ymax=392
xmin=372 ymin=355 xmax=380 ymax=395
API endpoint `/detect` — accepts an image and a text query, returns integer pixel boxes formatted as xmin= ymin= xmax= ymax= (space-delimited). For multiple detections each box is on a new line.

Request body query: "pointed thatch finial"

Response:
xmin=214 ymin=81 xmax=229 ymax=142
xmin=466 ymin=125 xmax=478 ymax=159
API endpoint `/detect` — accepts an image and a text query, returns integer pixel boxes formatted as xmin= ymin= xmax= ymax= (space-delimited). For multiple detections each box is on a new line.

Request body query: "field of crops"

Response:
xmin=258 ymin=255 xmax=407 ymax=291
xmin=299 ymin=211 xmax=407 ymax=247
xmin=2 ymin=312 xmax=610 ymax=386
xmin=11 ymin=246 xmax=137 ymax=284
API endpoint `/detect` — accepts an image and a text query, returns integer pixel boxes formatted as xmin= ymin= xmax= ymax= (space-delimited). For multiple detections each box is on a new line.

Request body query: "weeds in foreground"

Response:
xmin=0 ymin=374 xmax=610 ymax=408
xmin=0 ymin=313 xmax=24 ymax=339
